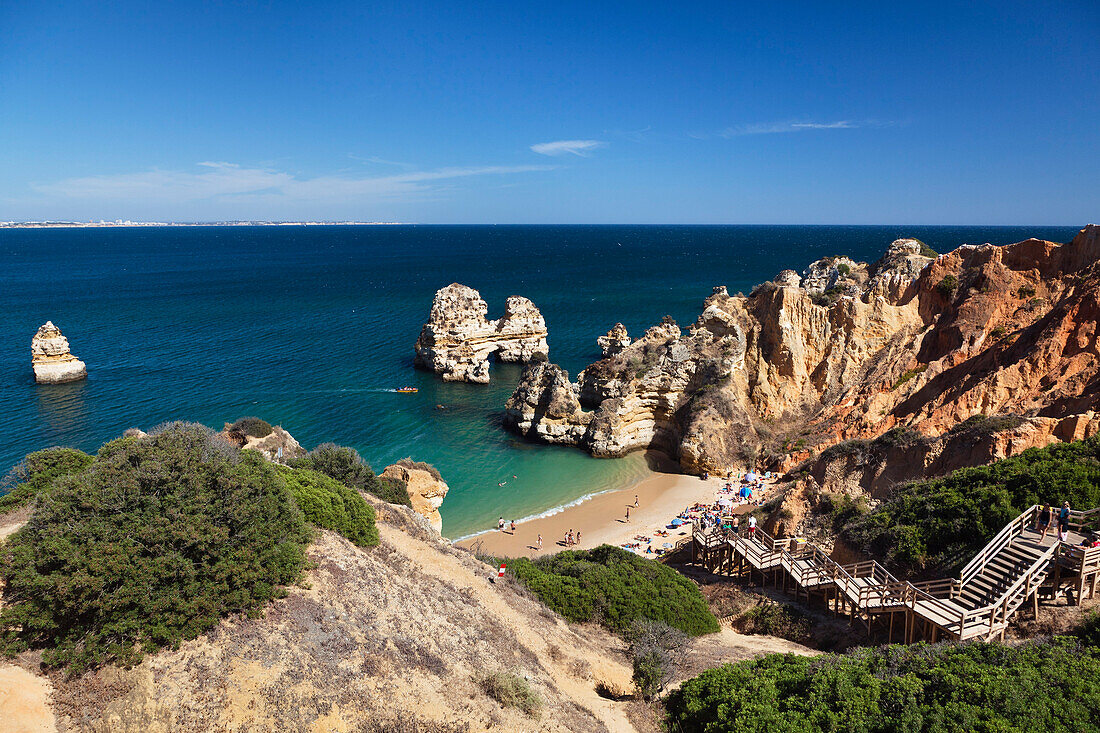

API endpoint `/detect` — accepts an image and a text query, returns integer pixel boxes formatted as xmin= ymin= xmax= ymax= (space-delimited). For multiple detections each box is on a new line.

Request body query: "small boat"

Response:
xmin=395 ymin=386 xmax=418 ymax=393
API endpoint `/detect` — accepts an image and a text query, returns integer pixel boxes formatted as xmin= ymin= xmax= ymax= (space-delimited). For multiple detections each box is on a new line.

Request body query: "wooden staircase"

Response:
xmin=692 ymin=504 xmax=1100 ymax=643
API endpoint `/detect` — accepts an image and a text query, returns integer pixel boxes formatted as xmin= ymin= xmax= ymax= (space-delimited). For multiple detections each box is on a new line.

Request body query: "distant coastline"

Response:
xmin=0 ymin=220 xmax=406 ymax=228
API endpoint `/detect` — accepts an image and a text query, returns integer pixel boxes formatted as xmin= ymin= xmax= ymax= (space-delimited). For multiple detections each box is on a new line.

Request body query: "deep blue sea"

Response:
xmin=0 ymin=225 xmax=1079 ymax=536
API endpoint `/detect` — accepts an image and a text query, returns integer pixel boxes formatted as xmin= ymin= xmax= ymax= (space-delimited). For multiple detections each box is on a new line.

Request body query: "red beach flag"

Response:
xmin=498 ymin=564 xmax=506 ymax=578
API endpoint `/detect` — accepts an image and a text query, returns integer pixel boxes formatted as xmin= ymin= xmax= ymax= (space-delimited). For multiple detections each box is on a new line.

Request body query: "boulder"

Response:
xmin=31 ymin=321 xmax=87 ymax=384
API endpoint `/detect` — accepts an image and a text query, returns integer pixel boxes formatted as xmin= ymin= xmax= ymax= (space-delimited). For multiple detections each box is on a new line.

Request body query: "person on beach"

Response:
xmin=732 ymin=516 xmax=740 ymax=535
xmin=634 ymin=495 xmax=639 ymax=508
xmin=498 ymin=516 xmax=505 ymax=531
xmin=748 ymin=515 xmax=757 ymax=537
xmin=510 ymin=519 xmax=516 ymax=532
xmin=567 ymin=529 xmax=575 ymax=545
xmin=1037 ymin=503 xmax=1053 ymax=541
xmin=626 ymin=506 xmax=631 ymax=522
xmin=576 ymin=530 xmax=581 ymax=545
xmin=537 ymin=534 xmax=543 ymax=550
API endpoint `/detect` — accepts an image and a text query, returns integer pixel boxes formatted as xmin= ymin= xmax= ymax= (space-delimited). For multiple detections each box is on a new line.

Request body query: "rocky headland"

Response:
xmin=31 ymin=322 xmax=87 ymax=384
xmin=505 ymin=225 xmax=1100 ymax=477
xmin=414 ymin=283 xmax=548 ymax=383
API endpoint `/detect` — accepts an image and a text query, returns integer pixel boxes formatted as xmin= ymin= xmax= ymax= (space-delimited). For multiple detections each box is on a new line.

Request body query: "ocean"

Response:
xmin=0 ymin=224 xmax=1080 ymax=537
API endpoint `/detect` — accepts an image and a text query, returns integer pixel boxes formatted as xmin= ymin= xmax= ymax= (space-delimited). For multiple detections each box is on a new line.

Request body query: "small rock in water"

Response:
xmin=31 ymin=321 xmax=87 ymax=384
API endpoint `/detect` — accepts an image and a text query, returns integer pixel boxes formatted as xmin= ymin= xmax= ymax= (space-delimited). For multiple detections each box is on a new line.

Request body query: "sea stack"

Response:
xmin=31 ymin=322 xmax=87 ymax=384
xmin=413 ymin=283 xmax=548 ymax=383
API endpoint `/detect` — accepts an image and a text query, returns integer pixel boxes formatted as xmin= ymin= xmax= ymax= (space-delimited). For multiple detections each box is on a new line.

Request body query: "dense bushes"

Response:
xmin=291 ymin=443 xmax=411 ymax=506
xmin=666 ymin=638 xmax=1100 ymax=732
xmin=229 ymin=416 xmax=274 ymax=438
xmin=277 ymin=465 xmax=378 ymax=547
xmin=841 ymin=435 xmax=1100 ymax=575
xmin=0 ymin=423 xmax=311 ymax=672
xmin=0 ymin=447 xmax=93 ymax=513
xmin=500 ymin=545 xmax=718 ymax=636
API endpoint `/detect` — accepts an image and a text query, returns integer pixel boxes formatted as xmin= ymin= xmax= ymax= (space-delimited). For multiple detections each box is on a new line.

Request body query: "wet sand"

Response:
xmin=456 ymin=466 xmax=772 ymax=559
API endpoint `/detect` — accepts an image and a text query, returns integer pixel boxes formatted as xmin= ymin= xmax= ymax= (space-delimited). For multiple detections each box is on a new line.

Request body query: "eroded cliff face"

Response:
xmin=505 ymin=226 xmax=1100 ymax=475
xmin=414 ymin=284 xmax=548 ymax=383
xmin=31 ymin=321 xmax=87 ymax=384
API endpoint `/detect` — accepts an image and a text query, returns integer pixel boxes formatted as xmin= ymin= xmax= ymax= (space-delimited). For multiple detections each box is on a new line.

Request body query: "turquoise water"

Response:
xmin=0 ymin=225 xmax=1079 ymax=536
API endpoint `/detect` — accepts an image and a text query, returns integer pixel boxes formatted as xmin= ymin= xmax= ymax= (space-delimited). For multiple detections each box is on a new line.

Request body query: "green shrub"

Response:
xmin=277 ymin=466 xmax=378 ymax=547
xmin=1017 ymin=285 xmax=1037 ymax=299
xmin=835 ymin=263 xmax=850 ymax=276
xmin=665 ymin=638 xmax=1100 ymax=732
xmin=0 ymin=447 xmax=93 ymax=513
xmin=841 ymin=434 xmax=1100 ymax=575
xmin=736 ymin=603 xmax=813 ymax=643
xmin=0 ymin=423 xmax=310 ymax=673
xmin=479 ymin=671 xmax=541 ymax=716
xmin=290 ymin=443 xmax=411 ymax=507
xmin=892 ymin=364 xmax=928 ymax=390
xmin=1074 ymin=612 xmax=1100 ymax=648
xmin=936 ymin=274 xmax=958 ymax=297
xmin=230 ymin=416 xmax=273 ymax=438
xmin=499 ymin=545 xmax=718 ymax=636
xmin=916 ymin=240 xmax=939 ymax=258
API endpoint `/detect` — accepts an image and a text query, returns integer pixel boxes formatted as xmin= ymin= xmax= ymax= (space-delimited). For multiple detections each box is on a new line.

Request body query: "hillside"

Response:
xmin=0 ymin=437 xmax=813 ymax=733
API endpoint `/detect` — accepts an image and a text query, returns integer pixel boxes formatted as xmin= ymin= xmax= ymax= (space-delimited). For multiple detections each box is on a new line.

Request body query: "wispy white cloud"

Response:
xmin=715 ymin=120 xmax=893 ymax=137
xmin=31 ymin=162 xmax=556 ymax=204
xmin=530 ymin=139 xmax=606 ymax=156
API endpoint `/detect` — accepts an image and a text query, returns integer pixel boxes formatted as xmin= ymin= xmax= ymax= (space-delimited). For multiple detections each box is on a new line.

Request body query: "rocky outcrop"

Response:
xmin=31 ymin=322 xmax=87 ymax=384
xmin=220 ymin=422 xmax=305 ymax=463
xmin=596 ymin=323 xmax=631 ymax=357
xmin=505 ymin=225 xmax=1100 ymax=477
xmin=413 ymin=284 xmax=548 ymax=383
xmin=381 ymin=461 xmax=450 ymax=534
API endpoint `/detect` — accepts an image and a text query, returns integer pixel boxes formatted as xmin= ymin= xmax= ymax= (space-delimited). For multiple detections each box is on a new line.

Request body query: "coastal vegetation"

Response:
xmin=229 ymin=416 xmax=274 ymax=438
xmin=0 ymin=423 xmax=383 ymax=673
xmin=495 ymin=545 xmax=719 ymax=637
xmin=275 ymin=465 xmax=378 ymax=547
xmin=0 ymin=423 xmax=312 ymax=672
xmin=478 ymin=670 xmax=542 ymax=717
xmin=290 ymin=442 xmax=411 ymax=506
xmin=665 ymin=638 xmax=1100 ymax=732
xmin=0 ymin=446 xmax=93 ymax=513
xmin=839 ymin=434 xmax=1100 ymax=575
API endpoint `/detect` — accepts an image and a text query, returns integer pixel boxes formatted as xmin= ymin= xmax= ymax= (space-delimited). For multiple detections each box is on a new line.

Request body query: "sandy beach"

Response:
xmin=456 ymin=463 xmax=774 ymax=559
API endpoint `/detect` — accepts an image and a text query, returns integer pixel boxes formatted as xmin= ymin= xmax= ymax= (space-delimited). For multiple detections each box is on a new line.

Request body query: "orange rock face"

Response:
xmin=506 ymin=226 xmax=1100 ymax=475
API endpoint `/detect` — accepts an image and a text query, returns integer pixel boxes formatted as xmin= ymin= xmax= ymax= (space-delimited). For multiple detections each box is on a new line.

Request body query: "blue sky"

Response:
xmin=1 ymin=1 xmax=1097 ymax=223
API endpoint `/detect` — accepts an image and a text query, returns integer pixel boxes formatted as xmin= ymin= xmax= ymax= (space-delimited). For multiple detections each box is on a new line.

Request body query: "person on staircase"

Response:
xmin=1037 ymin=503 xmax=1053 ymax=543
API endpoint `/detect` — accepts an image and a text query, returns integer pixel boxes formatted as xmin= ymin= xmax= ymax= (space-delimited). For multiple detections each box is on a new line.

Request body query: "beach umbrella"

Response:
xmin=745 ymin=471 xmax=758 ymax=482
xmin=670 ymin=518 xmax=684 ymax=527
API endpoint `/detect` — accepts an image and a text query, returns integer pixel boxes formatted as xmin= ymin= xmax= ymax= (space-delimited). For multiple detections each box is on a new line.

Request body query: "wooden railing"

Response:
xmin=959 ymin=505 xmax=1039 ymax=588
xmin=696 ymin=503 xmax=1100 ymax=641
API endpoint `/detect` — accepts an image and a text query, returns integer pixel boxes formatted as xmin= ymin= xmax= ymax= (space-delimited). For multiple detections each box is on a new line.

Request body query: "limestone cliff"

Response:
xmin=414 ymin=283 xmax=548 ymax=383
xmin=381 ymin=460 xmax=450 ymax=534
xmin=505 ymin=226 xmax=1100 ymax=475
xmin=31 ymin=322 xmax=87 ymax=384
